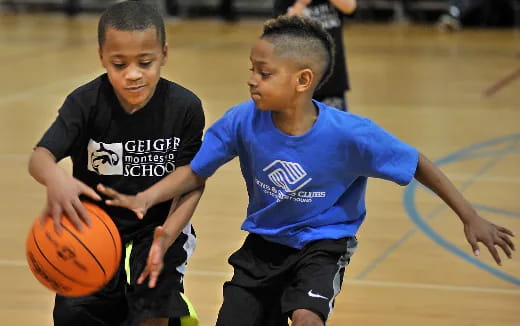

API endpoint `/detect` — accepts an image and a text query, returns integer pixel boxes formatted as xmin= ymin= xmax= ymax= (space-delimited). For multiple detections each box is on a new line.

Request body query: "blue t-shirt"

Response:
xmin=190 ymin=100 xmax=419 ymax=249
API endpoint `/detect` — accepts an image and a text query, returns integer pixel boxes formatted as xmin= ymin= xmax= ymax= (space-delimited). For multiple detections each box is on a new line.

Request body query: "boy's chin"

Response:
xmin=121 ymin=94 xmax=152 ymax=110
xmin=252 ymin=101 xmax=271 ymax=111
xmin=255 ymin=105 xmax=280 ymax=112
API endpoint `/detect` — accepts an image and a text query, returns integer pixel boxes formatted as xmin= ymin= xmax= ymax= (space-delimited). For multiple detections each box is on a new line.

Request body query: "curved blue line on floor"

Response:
xmin=403 ymin=134 xmax=520 ymax=286
xmin=470 ymin=204 xmax=520 ymax=218
xmin=356 ymin=134 xmax=519 ymax=282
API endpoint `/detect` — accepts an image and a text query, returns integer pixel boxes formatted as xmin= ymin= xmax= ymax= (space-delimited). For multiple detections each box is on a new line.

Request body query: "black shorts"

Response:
xmin=53 ymin=224 xmax=198 ymax=326
xmin=216 ymin=233 xmax=357 ymax=326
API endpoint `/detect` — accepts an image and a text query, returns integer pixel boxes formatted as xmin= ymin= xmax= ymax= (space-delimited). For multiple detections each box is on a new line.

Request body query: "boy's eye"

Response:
xmin=249 ymin=67 xmax=271 ymax=78
xmin=140 ymin=62 xmax=152 ymax=67
xmin=112 ymin=63 xmax=125 ymax=69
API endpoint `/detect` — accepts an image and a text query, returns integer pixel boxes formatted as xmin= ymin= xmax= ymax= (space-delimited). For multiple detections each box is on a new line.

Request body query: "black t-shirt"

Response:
xmin=37 ymin=74 xmax=205 ymax=241
xmin=273 ymin=0 xmax=350 ymax=96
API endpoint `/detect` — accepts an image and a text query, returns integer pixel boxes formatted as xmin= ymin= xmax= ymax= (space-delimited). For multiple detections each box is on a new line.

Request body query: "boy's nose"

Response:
xmin=247 ymin=76 xmax=256 ymax=88
xmin=126 ymin=66 xmax=142 ymax=81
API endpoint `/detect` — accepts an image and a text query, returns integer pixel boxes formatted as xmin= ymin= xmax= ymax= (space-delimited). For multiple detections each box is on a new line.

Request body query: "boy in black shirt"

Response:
xmin=28 ymin=1 xmax=204 ymax=325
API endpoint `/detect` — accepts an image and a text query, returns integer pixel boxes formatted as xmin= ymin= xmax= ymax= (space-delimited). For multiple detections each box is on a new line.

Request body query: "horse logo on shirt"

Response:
xmin=87 ymin=140 xmax=123 ymax=175
xmin=263 ymin=160 xmax=312 ymax=193
xmin=91 ymin=143 xmax=120 ymax=173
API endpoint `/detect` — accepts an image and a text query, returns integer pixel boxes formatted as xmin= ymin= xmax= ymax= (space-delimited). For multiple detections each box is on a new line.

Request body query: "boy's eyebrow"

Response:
xmin=109 ymin=53 xmax=156 ymax=59
xmin=249 ymin=57 xmax=267 ymax=65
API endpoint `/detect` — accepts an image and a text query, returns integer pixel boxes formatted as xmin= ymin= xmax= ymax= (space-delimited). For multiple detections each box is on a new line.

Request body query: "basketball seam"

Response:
xmin=31 ymin=228 xmax=99 ymax=288
xmin=60 ymin=223 xmax=108 ymax=277
xmin=85 ymin=205 xmax=121 ymax=269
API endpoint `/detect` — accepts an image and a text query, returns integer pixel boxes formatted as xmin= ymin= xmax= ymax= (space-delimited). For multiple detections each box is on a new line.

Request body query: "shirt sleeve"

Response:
xmin=190 ymin=108 xmax=239 ymax=178
xmin=175 ymin=97 xmax=205 ymax=167
xmin=272 ymin=0 xmax=291 ymax=16
xmin=36 ymin=93 xmax=90 ymax=161
xmin=349 ymin=118 xmax=419 ymax=186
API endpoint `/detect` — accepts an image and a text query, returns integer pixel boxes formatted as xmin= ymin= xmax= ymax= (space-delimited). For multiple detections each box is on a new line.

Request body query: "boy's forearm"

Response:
xmin=330 ymin=0 xmax=357 ymax=14
xmin=161 ymin=186 xmax=205 ymax=248
xmin=140 ymin=165 xmax=206 ymax=208
xmin=414 ymin=153 xmax=477 ymax=223
xmin=28 ymin=147 xmax=61 ymax=185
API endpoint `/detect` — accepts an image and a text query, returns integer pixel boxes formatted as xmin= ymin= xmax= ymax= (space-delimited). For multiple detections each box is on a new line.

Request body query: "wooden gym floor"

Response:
xmin=0 ymin=13 xmax=519 ymax=326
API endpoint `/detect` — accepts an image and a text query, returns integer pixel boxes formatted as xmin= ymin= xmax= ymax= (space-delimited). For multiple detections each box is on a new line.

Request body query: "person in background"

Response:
xmin=273 ymin=0 xmax=357 ymax=111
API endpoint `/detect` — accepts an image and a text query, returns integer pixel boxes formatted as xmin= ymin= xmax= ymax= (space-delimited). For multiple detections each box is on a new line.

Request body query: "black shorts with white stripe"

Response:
xmin=216 ymin=233 xmax=357 ymax=326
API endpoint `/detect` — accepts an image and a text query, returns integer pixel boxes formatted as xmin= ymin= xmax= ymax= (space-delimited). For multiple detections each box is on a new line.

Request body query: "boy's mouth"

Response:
xmin=126 ymin=85 xmax=145 ymax=92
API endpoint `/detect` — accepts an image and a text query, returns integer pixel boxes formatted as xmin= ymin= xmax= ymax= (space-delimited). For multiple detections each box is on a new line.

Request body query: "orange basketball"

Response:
xmin=26 ymin=201 xmax=122 ymax=297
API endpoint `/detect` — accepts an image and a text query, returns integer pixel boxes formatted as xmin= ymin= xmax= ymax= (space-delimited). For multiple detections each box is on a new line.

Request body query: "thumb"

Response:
xmin=39 ymin=207 xmax=51 ymax=227
xmin=153 ymin=226 xmax=165 ymax=240
xmin=133 ymin=209 xmax=145 ymax=220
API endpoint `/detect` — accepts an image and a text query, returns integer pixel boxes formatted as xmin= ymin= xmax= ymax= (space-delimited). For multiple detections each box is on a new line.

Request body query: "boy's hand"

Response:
xmin=42 ymin=173 xmax=100 ymax=234
xmin=96 ymin=184 xmax=148 ymax=219
xmin=463 ymin=215 xmax=515 ymax=265
xmin=137 ymin=226 xmax=173 ymax=288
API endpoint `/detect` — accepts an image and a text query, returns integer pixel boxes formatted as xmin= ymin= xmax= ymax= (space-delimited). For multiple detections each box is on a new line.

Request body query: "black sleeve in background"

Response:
xmin=175 ymin=97 xmax=205 ymax=167
xmin=273 ymin=0 xmax=292 ymax=17
xmin=36 ymin=93 xmax=90 ymax=162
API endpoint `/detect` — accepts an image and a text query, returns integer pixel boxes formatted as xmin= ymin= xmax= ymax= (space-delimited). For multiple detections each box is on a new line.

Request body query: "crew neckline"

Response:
xmin=267 ymin=100 xmax=324 ymax=140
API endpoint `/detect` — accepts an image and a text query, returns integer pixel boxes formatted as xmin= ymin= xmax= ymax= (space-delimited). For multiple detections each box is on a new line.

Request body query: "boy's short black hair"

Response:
xmin=98 ymin=0 xmax=165 ymax=48
xmin=261 ymin=15 xmax=335 ymax=90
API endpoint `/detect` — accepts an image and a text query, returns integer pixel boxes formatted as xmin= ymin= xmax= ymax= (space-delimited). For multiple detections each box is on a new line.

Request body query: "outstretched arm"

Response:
xmin=137 ymin=185 xmax=205 ymax=288
xmin=97 ymin=164 xmax=206 ymax=219
xmin=414 ymin=153 xmax=515 ymax=265
xmin=330 ymin=0 xmax=357 ymax=14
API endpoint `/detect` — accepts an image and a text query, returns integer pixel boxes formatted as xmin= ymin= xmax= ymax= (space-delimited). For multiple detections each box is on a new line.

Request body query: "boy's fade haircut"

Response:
xmin=261 ymin=15 xmax=335 ymax=91
xmin=98 ymin=0 xmax=166 ymax=48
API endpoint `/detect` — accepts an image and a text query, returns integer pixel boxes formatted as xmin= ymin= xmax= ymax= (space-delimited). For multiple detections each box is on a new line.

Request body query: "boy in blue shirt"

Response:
xmin=98 ymin=15 xmax=515 ymax=326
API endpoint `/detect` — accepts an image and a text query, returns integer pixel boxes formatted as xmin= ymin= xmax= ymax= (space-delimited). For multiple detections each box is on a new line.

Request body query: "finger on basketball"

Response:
xmin=51 ymin=206 xmax=62 ymax=234
xmin=73 ymin=199 xmax=92 ymax=227
xmin=39 ymin=207 xmax=50 ymax=227
xmin=63 ymin=203 xmax=83 ymax=232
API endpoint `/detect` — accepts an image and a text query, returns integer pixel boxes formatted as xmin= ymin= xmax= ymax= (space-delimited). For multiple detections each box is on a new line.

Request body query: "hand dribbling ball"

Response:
xmin=26 ymin=202 xmax=122 ymax=297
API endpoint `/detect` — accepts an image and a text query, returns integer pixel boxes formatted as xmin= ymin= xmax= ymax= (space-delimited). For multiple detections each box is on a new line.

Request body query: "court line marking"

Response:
xmin=443 ymin=173 xmax=520 ymax=184
xmin=404 ymin=135 xmax=520 ymax=286
xmin=471 ymin=204 xmax=520 ymax=218
xmin=484 ymin=67 xmax=520 ymax=97
xmin=345 ymin=279 xmax=520 ymax=295
xmin=5 ymin=259 xmax=518 ymax=295
xmin=357 ymin=134 xmax=520 ymax=285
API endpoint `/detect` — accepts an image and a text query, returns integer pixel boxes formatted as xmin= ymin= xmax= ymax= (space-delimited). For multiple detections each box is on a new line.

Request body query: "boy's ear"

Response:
xmin=295 ymin=68 xmax=314 ymax=92
xmin=161 ymin=44 xmax=168 ymax=66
